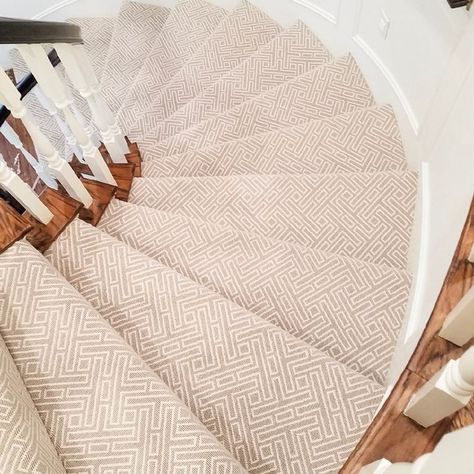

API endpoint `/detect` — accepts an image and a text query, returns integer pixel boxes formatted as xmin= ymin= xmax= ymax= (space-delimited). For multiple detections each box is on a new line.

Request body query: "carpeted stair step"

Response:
xmin=100 ymin=1 xmax=170 ymax=114
xmin=119 ymin=0 xmax=227 ymax=130
xmin=46 ymin=218 xmax=384 ymax=474
xmin=140 ymin=55 xmax=375 ymax=161
xmin=142 ymin=105 xmax=406 ymax=177
xmin=145 ymin=21 xmax=332 ymax=145
xmin=0 ymin=241 xmax=246 ymax=473
xmin=0 ymin=333 xmax=66 ymax=473
xmin=129 ymin=170 xmax=417 ymax=270
xmin=128 ymin=1 xmax=283 ymax=140
xmin=67 ymin=16 xmax=116 ymax=81
xmin=98 ymin=198 xmax=411 ymax=384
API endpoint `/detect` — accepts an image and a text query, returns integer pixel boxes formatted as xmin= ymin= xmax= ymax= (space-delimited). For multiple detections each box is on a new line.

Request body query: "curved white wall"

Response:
xmin=1 ymin=0 xmax=473 ymax=383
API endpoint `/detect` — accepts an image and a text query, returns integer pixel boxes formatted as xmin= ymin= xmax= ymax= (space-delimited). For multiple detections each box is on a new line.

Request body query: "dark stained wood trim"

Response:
xmin=341 ymin=197 xmax=474 ymax=471
xmin=99 ymin=139 xmax=142 ymax=177
xmin=78 ymin=178 xmax=117 ymax=226
xmin=0 ymin=199 xmax=32 ymax=254
xmin=108 ymin=163 xmax=135 ymax=201
xmin=71 ymin=158 xmax=135 ymax=202
xmin=23 ymin=188 xmax=82 ymax=253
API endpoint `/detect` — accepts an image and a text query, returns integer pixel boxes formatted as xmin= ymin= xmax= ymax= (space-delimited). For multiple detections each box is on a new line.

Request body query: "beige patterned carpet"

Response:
xmin=2 ymin=1 xmax=419 ymax=472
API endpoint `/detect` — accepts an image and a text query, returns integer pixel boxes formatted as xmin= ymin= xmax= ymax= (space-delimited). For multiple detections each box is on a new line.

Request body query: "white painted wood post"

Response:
xmin=17 ymin=44 xmax=116 ymax=186
xmin=0 ymin=120 xmax=57 ymax=189
xmin=404 ymin=346 xmax=474 ymax=427
xmin=32 ymin=85 xmax=83 ymax=162
xmin=439 ymin=286 xmax=474 ymax=346
xmin=73 ymin=43 xmax=129 ymax=154
xmin=0 ymin=68 xmax=92 ymax=207
xmin=56 ymin=43 xmax=129 ymax=162
xmin=0 ymin=154 xmax=53 ymax=224
xmin=360 ymin=425 xmax=474 ymax=473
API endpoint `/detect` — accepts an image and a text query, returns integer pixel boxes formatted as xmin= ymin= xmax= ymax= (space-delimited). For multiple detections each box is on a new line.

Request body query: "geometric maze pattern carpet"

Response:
xmin=4 ymin=1 xmax=418 ymax=472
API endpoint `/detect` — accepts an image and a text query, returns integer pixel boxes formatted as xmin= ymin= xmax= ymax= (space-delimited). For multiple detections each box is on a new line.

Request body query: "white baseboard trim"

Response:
xmin=32 ymin=0 xmax=80 ymax=20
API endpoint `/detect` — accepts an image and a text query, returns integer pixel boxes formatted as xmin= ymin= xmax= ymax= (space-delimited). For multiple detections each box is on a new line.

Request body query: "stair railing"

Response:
xmin=0 ymin=66 xmax=93 ymax=208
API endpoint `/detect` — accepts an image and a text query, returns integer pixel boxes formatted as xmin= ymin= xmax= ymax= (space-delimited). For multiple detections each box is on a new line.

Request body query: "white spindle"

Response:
xmin=439 ymin=286 xmax=474 ymax=346
xmin=17 ymin=44 xmax=116 ymax=186
xmin=55 ymin=43 xmax=128 ymax=163
xmin=360 ymin=425 xmax=474 ymax=473
xmin=0 ymin=120 xmax=57 ymax=189
xmin=74 ymin=44 xmax=129 ymax=153
xmin=0 ymin=154 xmax=53 ymax=224
xmin=0 ymin=68 xmax=92 ymax=206
xmin=404 ymin=346 xmax=474 ymax=427
xmin=33 ymin=86 xmax=83 ymax=161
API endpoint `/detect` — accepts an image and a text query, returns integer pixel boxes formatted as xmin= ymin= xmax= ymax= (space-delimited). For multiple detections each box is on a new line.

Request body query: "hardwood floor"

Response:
xmin=341 ymin=198 xmax=474 ymax=471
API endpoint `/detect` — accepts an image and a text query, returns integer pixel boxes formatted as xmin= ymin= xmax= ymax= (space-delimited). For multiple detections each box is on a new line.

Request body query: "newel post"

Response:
xmin=439 ymin=286 xmax=474 ymax=346
xmin=55 ymin=43 xmax=129 ymax=162
xmin=0 ymin=68 xmax=92 ymax=207
xmin=16 ymin=44 xmax=116 ymax=186
xmin=404 ymin=346 xmax=474 ymax=427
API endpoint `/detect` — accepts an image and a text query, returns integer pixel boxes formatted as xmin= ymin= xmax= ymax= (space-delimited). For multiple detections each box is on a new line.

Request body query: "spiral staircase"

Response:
xmin=0 ymin=1 xmax=472 ymax=473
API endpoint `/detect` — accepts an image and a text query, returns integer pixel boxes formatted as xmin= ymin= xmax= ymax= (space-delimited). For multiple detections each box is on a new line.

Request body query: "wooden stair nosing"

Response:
xmin=0 ymin=199 xmax=32 ymax=254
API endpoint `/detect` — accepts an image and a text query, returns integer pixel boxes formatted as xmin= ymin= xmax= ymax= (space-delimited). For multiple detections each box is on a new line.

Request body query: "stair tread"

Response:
xmin=46 ymin=218 xmax=384 ymax=474
xmin=98 ymin=198 xmax=411 ymax=384
xmin=119 ymin=0 xmax=227 ymax=131
xmin=0 ymin=332 xmax=65 ymax=473
xmin=101 ymin=1 xmax=170 ymax=114
xmin=0 ymin=241 xmax=245 ymax=473
xmin=129 ymin=170 xmax=417 ymax=270
xmin=147 ymin=21 xmax=332 ymax=146
xmin=67 ymin=16 xmax=116 ymax=81
xmin=143 ymin=105 xmax=407 ymax=177
xmin=128 ymin=1 xmax=283 ymax=140
xmin=140 ymin=55 xmax=375 ymax=161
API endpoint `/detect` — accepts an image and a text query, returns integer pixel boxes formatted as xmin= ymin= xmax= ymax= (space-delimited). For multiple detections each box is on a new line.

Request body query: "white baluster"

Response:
xmin=360 ymin=456 xmax=429 ymax=473
xmin=469 ymin=244 xmax=474 ymax=263
xmin=439 ymin=286 xmax=474 ymax=346
xmin=60 ymin=43 xmax=129 ymax=157
xmin=17 ymin=44 xmax=116 ymax=186
xmin=33 ymin=85 xmax=83 ymax=162
xmin=0 ymin=68 xmax=92 ymax=207
xmin=404 ymin=346 xmax=474 ymax=427
xmin=0 ymin=154 xmax=53 ymax=224
xmin=360 ymin=425 xmax=474 ymax=473
xmin=57 ymin=67 xmax=101 ymax=148
xmin=0 ymin=120 xmax=57 ymax=189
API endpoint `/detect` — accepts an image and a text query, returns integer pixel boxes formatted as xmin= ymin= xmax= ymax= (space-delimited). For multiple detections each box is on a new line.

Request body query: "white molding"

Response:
xmin=352 ymin=34 xmax=420 ymax=135
xmin=405 ymin=161 xmax=431 ymax=342
xmin=31 ymin=0 xmax=80 ymax=20
xmin=291 ymin=0 xmax=339 ymax=25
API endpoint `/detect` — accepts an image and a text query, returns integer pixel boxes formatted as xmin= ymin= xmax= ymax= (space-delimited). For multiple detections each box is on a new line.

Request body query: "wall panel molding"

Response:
xmin=291 ymin=0 xmax=341 ymax=25
xmin=32 ymin=0 xmax=81 ymax=20
xmin=351 ymin=34 xmax=420 ymax=135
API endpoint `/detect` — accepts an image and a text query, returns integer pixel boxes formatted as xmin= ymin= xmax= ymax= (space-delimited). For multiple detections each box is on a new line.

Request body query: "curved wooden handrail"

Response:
xmin=0 ymin=49 xmax=61 ymax=127
xmin=0 ymin=17 xmax=82 ymax=45
xmin=341 ymin=197 xmax=474 ymax=472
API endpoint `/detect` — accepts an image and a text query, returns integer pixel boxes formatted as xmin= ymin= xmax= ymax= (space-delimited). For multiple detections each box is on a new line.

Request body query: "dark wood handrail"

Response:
xmin=0 ymin=17 xmax=82 ymax=44
xmin=0 ymin=49 xmax=61 ymax=127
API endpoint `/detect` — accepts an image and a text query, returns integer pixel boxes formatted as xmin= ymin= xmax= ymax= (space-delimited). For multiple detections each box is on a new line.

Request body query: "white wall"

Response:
xmin=1 ymin=0 xmax=473 ymax=384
